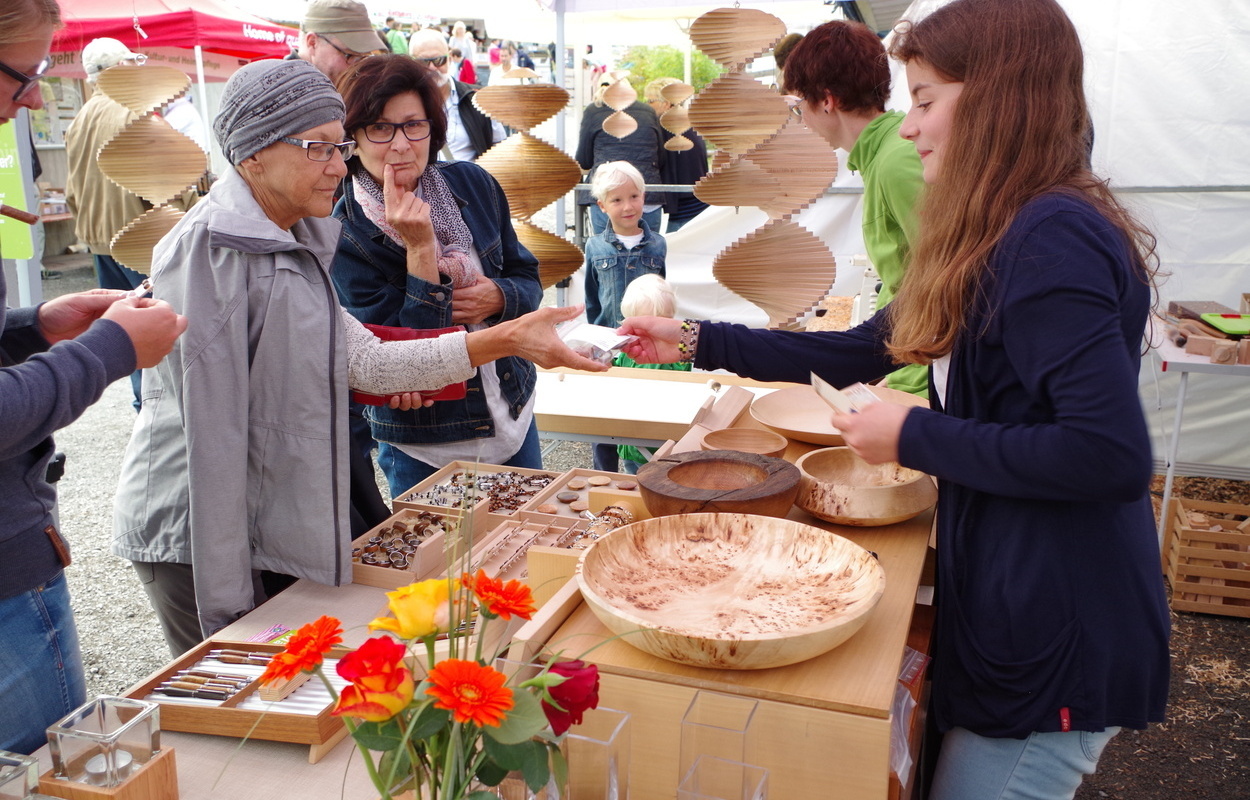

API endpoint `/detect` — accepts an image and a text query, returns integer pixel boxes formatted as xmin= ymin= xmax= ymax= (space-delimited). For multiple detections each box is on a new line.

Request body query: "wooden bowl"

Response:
xmin=576 ymin=513 xmax=886 ymax=669
xmin=636 ymin=450 xmax=799 ymax=518
xmin=795 ymin=447 xmax=937 ymax=527
xmin=750 ymin=384 xmax=929 ymax=446
xmin=699 ymin=427 xmax=789 ymax=459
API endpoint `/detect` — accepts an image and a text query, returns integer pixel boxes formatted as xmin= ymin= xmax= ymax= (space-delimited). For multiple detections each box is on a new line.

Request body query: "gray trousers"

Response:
xmin=131 ymin=561 xmax=265 ymax=657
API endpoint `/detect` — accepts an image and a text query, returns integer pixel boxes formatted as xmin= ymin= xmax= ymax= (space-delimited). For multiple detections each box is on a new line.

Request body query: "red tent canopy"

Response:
xmin=52 ymin=0 xmax=296 ymax=61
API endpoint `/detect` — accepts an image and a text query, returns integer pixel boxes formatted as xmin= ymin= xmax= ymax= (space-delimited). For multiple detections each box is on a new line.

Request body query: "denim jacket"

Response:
xmin=332 ymin=161 xmax=541 ymax=444
xmin=583 ymin=219 xmax=667 ymax=328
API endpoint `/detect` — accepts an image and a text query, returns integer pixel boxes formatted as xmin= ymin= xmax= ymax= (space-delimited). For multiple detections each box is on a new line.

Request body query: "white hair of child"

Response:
xmin=590 ymin=160 xmax=646 ymax=202
xmin=620 ymin=273 xmax=677 ymax=319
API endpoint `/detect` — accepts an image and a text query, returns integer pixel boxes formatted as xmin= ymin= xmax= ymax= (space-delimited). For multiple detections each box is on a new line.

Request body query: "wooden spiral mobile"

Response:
xmin=474 ymin=73 xmax=584 ymax=288
xmin=94 ymin=64 xmax=207 ymax=272
xmin=687 ymin=7 xmax=840 ymax=329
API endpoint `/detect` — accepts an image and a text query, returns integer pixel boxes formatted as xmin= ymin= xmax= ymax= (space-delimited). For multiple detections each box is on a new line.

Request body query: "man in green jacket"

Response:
xmin=784 ymin=21 xmax=928 ymax=398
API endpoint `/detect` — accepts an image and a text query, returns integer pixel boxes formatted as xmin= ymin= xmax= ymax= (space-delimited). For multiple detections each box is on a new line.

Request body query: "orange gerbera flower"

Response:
xmin=260 ymin=615 xmax=343 ymax=685
xmin=463 ymin=570 xmax=536 ymax=621
xmin=426 ymin=659 xmax=514 ymax=727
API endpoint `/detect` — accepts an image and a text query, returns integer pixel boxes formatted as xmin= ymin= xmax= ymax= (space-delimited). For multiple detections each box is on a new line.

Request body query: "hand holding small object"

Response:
xmin=831 ymin=402 xmax=912 ymax=465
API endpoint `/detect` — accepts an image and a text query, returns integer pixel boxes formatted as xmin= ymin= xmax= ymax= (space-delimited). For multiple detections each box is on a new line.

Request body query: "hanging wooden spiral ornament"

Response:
xmin=94 ymin=64 xmax=207 ymax=273
xmin=474 ymin=80 xmax=584 ymax=288
xmin=687 ymin=7 xmax=839 ymax=329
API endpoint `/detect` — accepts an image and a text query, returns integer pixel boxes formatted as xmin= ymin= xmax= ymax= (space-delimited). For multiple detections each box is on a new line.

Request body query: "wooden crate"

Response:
xmin=1162 ymin=498 xmax=1250 ymax=618
xmin=391 ymin=461 xmax=563 ymax=534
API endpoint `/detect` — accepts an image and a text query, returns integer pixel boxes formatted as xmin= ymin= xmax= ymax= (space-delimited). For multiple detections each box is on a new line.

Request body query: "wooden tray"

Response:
xmin=517 ymin=468 xmax=640 ymax=523
xmin=392 ymin=461 xmax=563 ymax=534
xmin=351 ymin=507 xmax=473 ymax=589
xmin=123 ymin=639 xmax=350 ymax=763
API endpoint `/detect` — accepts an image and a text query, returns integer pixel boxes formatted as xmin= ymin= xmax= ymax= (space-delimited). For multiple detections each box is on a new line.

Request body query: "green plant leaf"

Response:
xmin=466 ymin=793 xmax=497 ymax=800
xmin=474 ymin=758 xmax=508 ymax=787
xmin=406 ymin=701 xmax=451 ymax=740
xmin=378 ymin=747 xmax=412 ymax=784
xmin=484 ymin=688 xmax=547 ymax=745
xmin=352 ymin=719 xmax=405 ymax=751
xmin=482 ymin=737 xmax=532 ymax=771
xmin=550 ymin=743 xmax=569 ymax=793
xmin=521 ymin=741 xmax=551 ymax=793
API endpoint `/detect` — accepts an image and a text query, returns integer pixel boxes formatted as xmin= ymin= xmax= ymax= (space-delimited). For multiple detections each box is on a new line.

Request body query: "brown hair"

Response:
xmin=335 ymin=54 xmax=447 ymax=165
xmin=0 ymin=0 xmax=61 ymax=47
xmin=783 ymin=21 xmax=889 ymax=113
xmin=885 ymin=0 xmax=1158 ymax=363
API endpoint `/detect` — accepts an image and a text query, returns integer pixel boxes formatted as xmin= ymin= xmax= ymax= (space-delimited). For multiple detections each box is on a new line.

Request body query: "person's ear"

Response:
xmin=821 ymin=91 xmax=839 ymax=114
xmin=596 ymin=199 xmax=607 ymax=211
xmin=238 ymin=153 xmax=265 ymax=176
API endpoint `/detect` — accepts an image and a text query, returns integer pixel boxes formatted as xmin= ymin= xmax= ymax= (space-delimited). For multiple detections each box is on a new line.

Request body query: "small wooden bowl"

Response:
xmin=576 ymin=513 xmax=886 ymax=669
xmin=699 ymin=427 xmax=789 ymax=459
xmin=795 ymin=447 xmax=937 ymax=527
xmin=637 ymin=450 xmax=800 ymax=518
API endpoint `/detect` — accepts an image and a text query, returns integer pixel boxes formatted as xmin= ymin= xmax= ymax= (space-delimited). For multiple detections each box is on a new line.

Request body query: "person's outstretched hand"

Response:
xmin=37 ymin=289 xmax=127 ymax=344
xmin=488 ymin=305 xmax=609 ymax=372
xmin=831 ymin=403 xmax=912 ymax=465
xmin=101 ymin=297 xmax=188 ymax=368
xmin=617 ymin=315 xmax=684 ymax=364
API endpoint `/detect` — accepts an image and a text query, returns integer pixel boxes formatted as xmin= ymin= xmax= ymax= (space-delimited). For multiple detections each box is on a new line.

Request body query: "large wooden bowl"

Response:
xmin=576 ymin=513 xmax=886 ymax=669
xmin=750 ymin=384 xmax=929 ymax=446
xmin=795 ymin=447 xmax=937 ymax=526
xmin=636 ymin=450 xmax=799 ymax=518
xmin=699 ymin=427 xmax=789 ymax=459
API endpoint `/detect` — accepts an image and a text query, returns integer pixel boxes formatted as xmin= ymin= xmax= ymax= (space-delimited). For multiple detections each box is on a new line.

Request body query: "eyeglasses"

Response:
xmin=782 ymin=95 xmax=804 ymax=120
xmin=317 ymin=34 xmax=371 ymax=66
xmin=414 ymin=55 xmax=448 ymax=67
xmin=0 ymin=55 xmax=52 ymax=103
xmin=360 ymin=120 xmax=432 ymax=144
xmin=279 ymin=136 xmax=357 ymax=161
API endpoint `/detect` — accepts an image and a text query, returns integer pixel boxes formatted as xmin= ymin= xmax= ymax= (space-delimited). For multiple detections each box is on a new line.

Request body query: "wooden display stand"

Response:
xmin=1162 ymin=497 xmax=1250 ymax=618
xmin=39 ymin=746 xmax=178 ymax=800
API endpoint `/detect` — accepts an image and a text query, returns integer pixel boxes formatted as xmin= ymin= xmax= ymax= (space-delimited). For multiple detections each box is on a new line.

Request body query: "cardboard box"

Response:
xmin=1162 ymin=498 xmax=1250 ymax=618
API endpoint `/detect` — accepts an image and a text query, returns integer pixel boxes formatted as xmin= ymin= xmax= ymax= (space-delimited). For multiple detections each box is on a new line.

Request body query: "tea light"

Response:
xmin=83 ymin=750 xmax=133 ymax=786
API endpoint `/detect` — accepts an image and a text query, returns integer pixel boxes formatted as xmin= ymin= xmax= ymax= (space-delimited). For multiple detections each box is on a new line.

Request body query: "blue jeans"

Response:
xmin=930 ymin=726 xmax=1120 ymax=800
xmin=93 ymin=254 xmax=145 ymax=412
xmin=0 ymin=572 xmax=86 ymax=754
xmin=377 ymin=420 xmax=543 ymax=499
xmin=586 ymin=205 xmax=662 ymax=236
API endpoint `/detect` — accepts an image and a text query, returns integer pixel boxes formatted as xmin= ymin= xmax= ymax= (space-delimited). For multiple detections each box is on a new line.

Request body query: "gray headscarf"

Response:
xmin=213 ymin=59 xmax=345 ymax=165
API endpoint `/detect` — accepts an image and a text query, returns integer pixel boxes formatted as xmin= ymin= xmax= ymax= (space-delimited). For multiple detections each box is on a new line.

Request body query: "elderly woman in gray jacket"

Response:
xmin=112 ymin=59 xmax=602 ymax=655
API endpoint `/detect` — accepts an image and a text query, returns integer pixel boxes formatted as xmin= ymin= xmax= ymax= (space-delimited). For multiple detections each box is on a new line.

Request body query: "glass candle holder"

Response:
xmin=564 ymin=706 xmax=630 ymax=800
xmin=46 ymin=696 xmax=160 ymax=788
xmin=0 ymin=750 xmax=39 ymax=800
xmin=678 ymin=692 xmax=759 ymax=782
xmin=677 ymin=756 xmax=769 ymax=800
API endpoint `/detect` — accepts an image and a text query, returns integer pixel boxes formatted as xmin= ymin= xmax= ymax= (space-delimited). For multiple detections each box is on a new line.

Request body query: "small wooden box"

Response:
xmin=392 ymin=461 xmax=562 ymax=534
xmin=123 ymin=639 xmax=347 ymax=749
xmin=39 ymin=746 xmax=178 ymax=800
xmin=517 ymin=468 xmax=640 ymax=523
xmin=1162 ymin=498 xmax=1250 ymax=618
xmin=466 ymin=517 xmax=586 ymax=583
xmin=350 ymin=507 xmax=474 ymax=589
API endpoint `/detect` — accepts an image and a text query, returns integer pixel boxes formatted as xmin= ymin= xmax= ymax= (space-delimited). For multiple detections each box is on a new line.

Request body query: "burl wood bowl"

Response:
xmin=795 ymin=447 xmax=937 ymax=527
xmin=699 ymin=427 xmax=789 ymax=459
xmin=636 ymin=450 xmax=800 ymax=518
xmin=576 ymin=513 xmax=886 ymax=670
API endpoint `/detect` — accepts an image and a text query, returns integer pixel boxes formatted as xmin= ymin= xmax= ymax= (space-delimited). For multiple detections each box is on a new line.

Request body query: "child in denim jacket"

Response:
xmin=583 ymin=161 xmax=668 ymax=328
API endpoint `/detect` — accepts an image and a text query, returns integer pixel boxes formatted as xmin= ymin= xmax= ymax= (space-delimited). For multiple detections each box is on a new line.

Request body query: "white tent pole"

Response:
xmin=194 ymin=45 xmax=212 ymax=160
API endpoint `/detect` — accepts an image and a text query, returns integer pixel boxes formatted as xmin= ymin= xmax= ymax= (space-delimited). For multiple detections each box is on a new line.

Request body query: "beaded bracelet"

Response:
xmin=677 ymin=319 xmax=701 ymax=364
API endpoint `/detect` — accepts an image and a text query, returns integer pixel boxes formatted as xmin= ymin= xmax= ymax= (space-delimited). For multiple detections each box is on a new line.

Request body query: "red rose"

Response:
xmin=541 ymin=660 xmax=599 ymax=736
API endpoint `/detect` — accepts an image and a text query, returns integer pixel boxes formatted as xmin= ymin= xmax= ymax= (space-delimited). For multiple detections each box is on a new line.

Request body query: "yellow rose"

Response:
xmin=369 ymin=578 xmax=458 ymax=640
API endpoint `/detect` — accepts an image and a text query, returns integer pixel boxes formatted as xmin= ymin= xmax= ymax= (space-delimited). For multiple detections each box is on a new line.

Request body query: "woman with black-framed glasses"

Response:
xmin=111 ymin=58 xmax=603 ymax=657
xmin=331 ymin=54 xmax=547 ymax=499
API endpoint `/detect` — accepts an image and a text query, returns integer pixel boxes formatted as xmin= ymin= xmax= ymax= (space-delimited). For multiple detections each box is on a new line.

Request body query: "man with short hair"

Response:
xmin=291 ymin=0 xmax=386 ymax=82
xmin=408 ymin=29 xmax=505 ymax=162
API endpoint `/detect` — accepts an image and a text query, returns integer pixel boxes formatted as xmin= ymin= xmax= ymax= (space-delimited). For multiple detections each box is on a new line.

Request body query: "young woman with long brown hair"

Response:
xmin=620 ymin=1 xmax=1169 ymax=796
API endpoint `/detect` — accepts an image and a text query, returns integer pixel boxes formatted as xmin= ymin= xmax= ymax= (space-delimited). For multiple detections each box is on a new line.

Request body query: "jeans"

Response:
xmin=0 ymin=572 xmax=86 ymax=754
xmin=377 ymin=420 xmax=543 ymax=499
xmin=592 ymin=442 xmax=620 ymax=473
xmin=586 ymin=205 xmax=662 ymax=236
xmin=930 ymin=726 xmax=1120 ymax=800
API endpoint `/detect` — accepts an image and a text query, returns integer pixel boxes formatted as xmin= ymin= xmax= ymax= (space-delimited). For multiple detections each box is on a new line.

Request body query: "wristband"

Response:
xmin=677 ymin=319 xmax=701 ymax=364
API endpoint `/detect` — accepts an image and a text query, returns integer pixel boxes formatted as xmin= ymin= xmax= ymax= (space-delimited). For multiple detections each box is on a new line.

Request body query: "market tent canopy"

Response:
xmin=50 ymin=0 xmax=296 ymax=65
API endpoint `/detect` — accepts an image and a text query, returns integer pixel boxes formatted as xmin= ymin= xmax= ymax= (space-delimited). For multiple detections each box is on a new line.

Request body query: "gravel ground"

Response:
xmin=40 ymin=254 xmax=592 ymax=698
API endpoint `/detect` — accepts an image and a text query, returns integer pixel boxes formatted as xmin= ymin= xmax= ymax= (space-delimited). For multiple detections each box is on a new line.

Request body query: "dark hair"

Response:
xmin=783 ymin=21 xmax=889 ymax=113
xmin=336 ymin=54 xmax=448 ymax=164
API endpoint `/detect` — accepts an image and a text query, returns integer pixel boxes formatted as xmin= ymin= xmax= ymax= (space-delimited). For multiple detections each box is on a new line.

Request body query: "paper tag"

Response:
xmin=810 ymin=373 xmax=881 ymax=414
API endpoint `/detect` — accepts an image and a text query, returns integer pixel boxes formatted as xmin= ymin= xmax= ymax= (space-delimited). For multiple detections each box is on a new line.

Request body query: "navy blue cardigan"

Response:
xmin=697 ymin=193 xmax=1170 ymax=738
